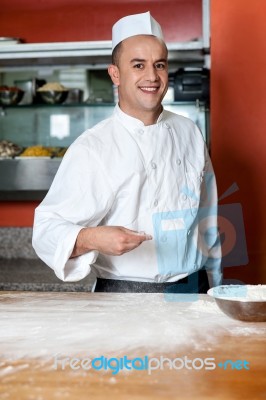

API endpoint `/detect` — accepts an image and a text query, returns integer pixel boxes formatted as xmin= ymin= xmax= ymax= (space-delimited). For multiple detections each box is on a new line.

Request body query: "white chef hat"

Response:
xmin=112 ymin=11 xmax=164 ymax=51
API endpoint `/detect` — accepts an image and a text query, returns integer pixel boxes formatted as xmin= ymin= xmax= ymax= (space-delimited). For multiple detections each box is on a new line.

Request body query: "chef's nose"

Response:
xmin=145 ymin=65 xmax=159 ymax=81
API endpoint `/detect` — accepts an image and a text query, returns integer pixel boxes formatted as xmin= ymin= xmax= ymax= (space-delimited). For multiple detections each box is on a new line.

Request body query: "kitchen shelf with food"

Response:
xmin=0 ymin=99 xmax=115 ymax=200
xmin=0 ymin=144 xmax=68 ymax=200
xmin=0 ymin=97 xmax=209 ymax=201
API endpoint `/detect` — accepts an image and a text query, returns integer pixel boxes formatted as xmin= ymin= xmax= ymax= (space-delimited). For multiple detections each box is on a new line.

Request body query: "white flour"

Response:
xmin=208 ymin=284 xmax=266 ymax=301
xmin=0 ymin=292 xmax=265 ymax=362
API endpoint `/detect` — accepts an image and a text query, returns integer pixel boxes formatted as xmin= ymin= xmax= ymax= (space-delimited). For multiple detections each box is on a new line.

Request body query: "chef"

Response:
xmin=32 ymin=11 xmax=222 ymax=293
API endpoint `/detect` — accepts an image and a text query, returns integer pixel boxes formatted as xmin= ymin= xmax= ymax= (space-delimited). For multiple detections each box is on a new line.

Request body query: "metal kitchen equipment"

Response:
xmin=208 ymin=285 xmax=266 ymax=322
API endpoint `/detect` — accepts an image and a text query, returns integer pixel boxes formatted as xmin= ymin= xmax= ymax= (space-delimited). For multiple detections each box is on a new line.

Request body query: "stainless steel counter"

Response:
xmin=0 ymin=158 xmax=61 ymax=200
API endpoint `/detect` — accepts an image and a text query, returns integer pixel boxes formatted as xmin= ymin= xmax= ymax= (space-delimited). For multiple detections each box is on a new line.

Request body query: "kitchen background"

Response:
xmin=0 ymin=0 xmax=265 ymax=286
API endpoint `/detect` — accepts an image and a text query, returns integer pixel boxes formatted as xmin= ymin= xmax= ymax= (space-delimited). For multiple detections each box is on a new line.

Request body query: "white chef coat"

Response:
xmin=32 ymin=105 xmax=222 ymax=287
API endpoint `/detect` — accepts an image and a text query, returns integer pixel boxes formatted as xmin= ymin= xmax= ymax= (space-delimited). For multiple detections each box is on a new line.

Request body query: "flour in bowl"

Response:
xmin=208 ymin=285 xmax=266 ymax=302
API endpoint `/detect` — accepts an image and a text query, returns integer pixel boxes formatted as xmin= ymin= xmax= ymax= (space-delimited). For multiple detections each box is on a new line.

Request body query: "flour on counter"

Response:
xmin=187 ymin=298 xmax=224 ymax=314
xmin=0 ymin=292 xmax=265 ymax=360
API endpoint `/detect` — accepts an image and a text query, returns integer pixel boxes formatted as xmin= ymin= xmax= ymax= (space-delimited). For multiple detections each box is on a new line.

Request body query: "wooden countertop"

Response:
xmin=0 ymin=291 xmax=265 ymax=399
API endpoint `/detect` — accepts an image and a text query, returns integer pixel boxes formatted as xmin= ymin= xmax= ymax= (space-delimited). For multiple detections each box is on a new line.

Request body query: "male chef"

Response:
xmin=32 ymin=12 xmax=222 ymax=293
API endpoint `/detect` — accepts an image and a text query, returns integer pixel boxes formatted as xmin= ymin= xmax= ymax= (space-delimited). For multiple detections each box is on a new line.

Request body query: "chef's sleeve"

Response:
xmin=32 ymin=142 xmax=114 ymax=282
xmin=199 ymin=143 xmax=223 ymax=288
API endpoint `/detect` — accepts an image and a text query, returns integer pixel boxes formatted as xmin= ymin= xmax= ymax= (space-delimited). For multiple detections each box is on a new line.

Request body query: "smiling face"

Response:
xmin=108 ymin=35 xmax=168 ymax=125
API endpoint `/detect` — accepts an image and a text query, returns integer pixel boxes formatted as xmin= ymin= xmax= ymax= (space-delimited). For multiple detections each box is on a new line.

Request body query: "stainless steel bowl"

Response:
xmin=38 ymin=90 xmax=68 ymax=104
xmin=0 ymin=89 xmax=24 ymax=105
xmin=208 ymin=285 xmax=266 ymax=322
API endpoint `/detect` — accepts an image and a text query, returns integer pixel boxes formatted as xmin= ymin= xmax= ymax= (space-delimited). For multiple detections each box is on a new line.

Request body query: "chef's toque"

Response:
xmin=112 ymin=11 xmax=164 ymax=51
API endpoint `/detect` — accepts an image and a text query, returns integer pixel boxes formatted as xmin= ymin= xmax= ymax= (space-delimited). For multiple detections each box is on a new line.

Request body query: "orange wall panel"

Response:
xmin=0 ymin=202 xmax=39 ymax=227
xmin=211 ymin=0 xmax=266 ymax=283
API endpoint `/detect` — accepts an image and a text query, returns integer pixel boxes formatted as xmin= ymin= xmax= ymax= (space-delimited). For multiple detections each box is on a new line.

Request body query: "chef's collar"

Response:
xmin=114 ymin=104 xmax=164 ymax=130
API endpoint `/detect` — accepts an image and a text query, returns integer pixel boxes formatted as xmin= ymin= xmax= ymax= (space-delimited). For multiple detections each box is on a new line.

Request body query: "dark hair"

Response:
xmin=112 ymin=41 xmax=123 ymax=66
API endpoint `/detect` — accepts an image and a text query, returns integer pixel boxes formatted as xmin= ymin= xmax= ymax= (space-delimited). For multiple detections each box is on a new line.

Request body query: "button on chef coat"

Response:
xmin=32 ymin=105 xmax=222 ymax=287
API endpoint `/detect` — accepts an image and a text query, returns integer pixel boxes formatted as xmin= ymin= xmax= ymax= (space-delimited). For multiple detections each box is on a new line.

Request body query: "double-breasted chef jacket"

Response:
xmin=32 ymin=105 xmax=222 ymax=288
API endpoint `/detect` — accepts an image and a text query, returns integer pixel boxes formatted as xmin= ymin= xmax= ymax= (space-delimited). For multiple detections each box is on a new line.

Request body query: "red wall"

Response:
xmin=0 ymin=0 xmax=201 ymax=43
xmin=211 ymin=0 xmax=266 ymax=283
xmin=0 ymin=202 xmax=39 ymax=227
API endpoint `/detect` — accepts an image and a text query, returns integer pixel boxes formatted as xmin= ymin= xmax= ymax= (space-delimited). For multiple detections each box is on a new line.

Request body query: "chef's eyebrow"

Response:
xmin=130 ymin=58 xmax=145 ymax=63
xmin=130 ymin=58 xmax=167 ymax=64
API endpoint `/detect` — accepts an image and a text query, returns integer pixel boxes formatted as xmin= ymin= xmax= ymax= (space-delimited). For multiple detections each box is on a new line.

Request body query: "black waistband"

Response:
xmin=94 ymin=269 xmax=209 ymax=293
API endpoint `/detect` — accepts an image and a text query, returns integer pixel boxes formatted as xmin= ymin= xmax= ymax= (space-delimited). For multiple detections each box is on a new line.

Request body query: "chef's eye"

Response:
xmin=133 ymin=64 xmax=144 ymax=69
xmin=155 ymin=63 xmax=166 ymax=70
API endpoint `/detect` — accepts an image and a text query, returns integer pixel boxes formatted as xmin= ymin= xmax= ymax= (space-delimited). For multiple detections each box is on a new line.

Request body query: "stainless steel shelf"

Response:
xmin=0 ymin=40 xmax=208 ymax=70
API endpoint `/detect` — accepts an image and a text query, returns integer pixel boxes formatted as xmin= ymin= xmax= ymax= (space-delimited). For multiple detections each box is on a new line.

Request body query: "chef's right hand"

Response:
xmin=71 ymin=226 xmax=153 ymax=258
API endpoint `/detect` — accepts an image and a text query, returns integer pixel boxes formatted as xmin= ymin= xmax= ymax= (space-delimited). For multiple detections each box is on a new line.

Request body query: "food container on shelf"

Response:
xmin=14 ymin=79 xmax=46 ymax=104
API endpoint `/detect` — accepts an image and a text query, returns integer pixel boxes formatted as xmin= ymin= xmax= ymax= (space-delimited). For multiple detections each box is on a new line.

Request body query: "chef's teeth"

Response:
xmin=141 ymin=87 xmax=157 ymax=91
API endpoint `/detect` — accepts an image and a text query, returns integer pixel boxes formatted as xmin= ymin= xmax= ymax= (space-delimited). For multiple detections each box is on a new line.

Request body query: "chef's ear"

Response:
xmin=108 ymin=65 xmax=120 ymax=86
